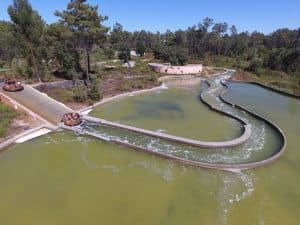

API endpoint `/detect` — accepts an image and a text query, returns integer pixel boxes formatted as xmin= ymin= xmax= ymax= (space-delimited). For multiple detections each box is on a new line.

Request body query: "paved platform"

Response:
xmin=0 ymin=84 xmax=71 ymax=125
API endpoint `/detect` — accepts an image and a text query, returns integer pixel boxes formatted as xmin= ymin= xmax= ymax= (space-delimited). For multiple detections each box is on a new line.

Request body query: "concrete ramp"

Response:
xmin=0 ymin=84 xmax=71 ymax=125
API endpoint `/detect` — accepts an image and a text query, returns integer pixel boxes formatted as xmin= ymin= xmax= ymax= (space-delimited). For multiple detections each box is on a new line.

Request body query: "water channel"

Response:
xmin=0 ymin=73 xmax=298 ymax=225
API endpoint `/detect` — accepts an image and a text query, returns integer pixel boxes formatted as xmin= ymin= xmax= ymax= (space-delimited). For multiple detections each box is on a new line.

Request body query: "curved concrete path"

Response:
xmin=83 ymin=115 xmax=251 ymax=148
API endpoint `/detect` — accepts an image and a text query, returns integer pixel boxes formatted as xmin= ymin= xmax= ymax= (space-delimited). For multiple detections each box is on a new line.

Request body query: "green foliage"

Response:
xmin=8 ymin=0 xmax=47 ymax=81
xmin=0 ymin=103 xmax=19 ymax=137
xmin=202 ymin=55 xmax=249 ymax=69
xmin=118 ymin=44 xmax=131 ymax=62
xmin=103 ymin=47 xmax=115 ymax=60
xmin=134 ymin=60 xmax=154 ymax=73
xmin=110 ymin=23 xmax=125 ymax=48
xmin=0 ymin=21 xmax=15 ymax=61
xmin=154 ymin=45 xmax=188 ymax=65
xmin=55 ymin=0 xmax=108 ymax=84
xmin=45 ymin=23 xmax=79 ymax=80
xmin=119 ymin=79 xmax=146 ymax=92
xmin=72 ymin=80 xmax=87 ymax=102
xmin=0 ymin=0 xmax=298 ymax=94
xmin=87 ymin=74 xmax=101 ymax=101
xmin=72 ymin=75 xmax=101 ymax=102
xmin=46 ymin=88 xmax=74 ymax=103
xmin=136 ymin=43 xmax=145 ymax=56
xmin=55 ymin=0 xmax=108 ymax=45
xmin=247 ymin=57 xmax=263 ymax=74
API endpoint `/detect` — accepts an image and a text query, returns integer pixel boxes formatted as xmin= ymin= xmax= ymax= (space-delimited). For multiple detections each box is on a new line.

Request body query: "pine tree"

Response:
xmin=55 ymin=0 xmax=108 ymax=86
xmin=8 ymin=0 xmax=47 ymax=81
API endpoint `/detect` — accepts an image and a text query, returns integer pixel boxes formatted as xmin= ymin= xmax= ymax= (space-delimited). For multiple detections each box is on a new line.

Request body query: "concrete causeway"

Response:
xmin=0 ymin=84 xmax=71 ymax=125
xmin=83 ymin=115 xmax=251 ymax=148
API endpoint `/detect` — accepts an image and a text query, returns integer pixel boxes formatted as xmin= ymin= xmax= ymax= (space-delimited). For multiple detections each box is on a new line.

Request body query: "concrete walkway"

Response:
xmin=0 ymin=84 xmax=71 ymax=125
xmin=83 ymin=115 xmax=251 ymax=148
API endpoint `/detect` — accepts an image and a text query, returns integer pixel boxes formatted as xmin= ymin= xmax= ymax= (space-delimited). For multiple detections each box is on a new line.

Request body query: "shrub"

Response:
xmin=87 ymin=74 xmax=102 ymax=101
xmin=73 ymin=81 xmax=87 ymax=102
xmin=136 ymin=43 xmax=145 ymax=57
xmin=51 ymin=88 xmax=73 ymax=102
xmin=146 ymin=73 xmax=157 ymax=82
xmin=0 ymin=103 xmax=19 ymax=137
xmin=118 ymin=43 xmax=131 ymax=62
xmin=103 ymin=47 xmax=115 ymax=60
xmin=247 ymin=57 xmax=263 ymax=74
xmin=154 ymin=45 xmax=188 ymax=66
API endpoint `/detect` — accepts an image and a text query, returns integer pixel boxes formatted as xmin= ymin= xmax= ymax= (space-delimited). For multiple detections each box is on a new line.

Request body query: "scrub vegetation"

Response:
xmin=0 ymin=103 xmax=18 ymax=137
xmin=0 ymin=0 xmax=298 ymax=102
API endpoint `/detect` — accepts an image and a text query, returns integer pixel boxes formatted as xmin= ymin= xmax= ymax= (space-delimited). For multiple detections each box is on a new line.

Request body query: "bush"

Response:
xmin=146 ymin=73 xmax=158 ymax=82
xmin=154 ymin=45 xmax=188 ymax=66
xmin=0 ymin=103 xmax=19 ymax=137
xmin=73 ymin=81 xmax=87 ymax=102
xmin=118 ymin=44 xmax=131 ymax=62
xmin=87 ymin=74 xmax=102 ymax=101
xmin=247 ymin=57 xmax=263 ymax=74
xmin=136 ymin=44 xmax=145 ymax=57
xmin=50 ymin=88 xmax=74 ymax=103
xmin=103 ymin=47 xmax=115 ymax=60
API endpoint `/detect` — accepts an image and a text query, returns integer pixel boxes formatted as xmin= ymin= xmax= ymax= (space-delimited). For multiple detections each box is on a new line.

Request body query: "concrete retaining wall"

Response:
xmin=218 ymin=81 xmax=287 ymax=170
xmin=0 ymin=126 xmax=52 ymax=153
xmin=158 ymin=75 xmax=202 ymax=87
xmin=149 ymin=63 xmax=203 ymax=75
xmin=230 ymin=80 xmax=300 ymax=99
xmin=83 ymin=114 xmax=251 ymax=148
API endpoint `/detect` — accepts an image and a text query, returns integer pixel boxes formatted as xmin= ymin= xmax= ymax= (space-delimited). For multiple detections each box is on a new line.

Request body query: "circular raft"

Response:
xmin=62 ymin=113 xmax=82 ymax=127
xmin=2 ymin=79 xmax=24 ymax=92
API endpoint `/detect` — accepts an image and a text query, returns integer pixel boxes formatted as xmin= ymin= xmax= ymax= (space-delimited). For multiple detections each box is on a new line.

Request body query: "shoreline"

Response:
xmin=229 ymin=78 xmax=300 ymax=99
xmin=0 ymin=75 xmax=202 ymax=146
xmin=79 ymin=75 xmax=203 ymax=113
xmin=0 ymin=126 xmax=53 ymax=153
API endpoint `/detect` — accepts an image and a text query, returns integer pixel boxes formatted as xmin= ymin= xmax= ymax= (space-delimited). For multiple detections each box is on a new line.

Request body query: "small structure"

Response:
xmin=122 ymin=61 xmax=136 ymax=68
xmin=130 ymin=50 xmax=138 ymax=57
xmin=148 ymin=63 xmax=203 ymax=75
xmin=61 ymin=112 xmax=82 ymax=127
xmin=2 ymin=79 xmax=24 ymax=92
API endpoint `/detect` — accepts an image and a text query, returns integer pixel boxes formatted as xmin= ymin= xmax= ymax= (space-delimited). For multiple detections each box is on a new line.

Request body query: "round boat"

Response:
xmin=61 ymin=112 xmax=82 ymax=126
xmin=2 ymin=79 xmax=24 ymax=92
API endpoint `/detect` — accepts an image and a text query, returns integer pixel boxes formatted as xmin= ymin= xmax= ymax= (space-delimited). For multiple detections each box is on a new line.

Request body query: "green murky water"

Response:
xmin=87 ymin=77 xmax=282 ymax=165
xmin=90 ymin=85 xmax=241 ymax=141
xmin=0 ymin=81 xmax=299 ymax=225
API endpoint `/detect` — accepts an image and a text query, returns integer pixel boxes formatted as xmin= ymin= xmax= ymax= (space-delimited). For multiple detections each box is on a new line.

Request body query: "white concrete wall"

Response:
xmin=148 ymin=63 xmax=203 ymax=75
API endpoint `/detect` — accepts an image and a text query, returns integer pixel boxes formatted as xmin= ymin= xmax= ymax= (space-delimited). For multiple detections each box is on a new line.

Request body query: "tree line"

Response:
xmin=110 ymin=19 xmax=299 ymax=76
xmin=0 ymin=0 xmax=299 ymax=86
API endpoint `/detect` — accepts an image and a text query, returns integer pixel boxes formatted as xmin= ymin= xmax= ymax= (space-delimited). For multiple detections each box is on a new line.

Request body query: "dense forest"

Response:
xmin=109 ymin=21 xmax=299 ymax=74
xmin=0 ymin=0 xmax=299 ymax=93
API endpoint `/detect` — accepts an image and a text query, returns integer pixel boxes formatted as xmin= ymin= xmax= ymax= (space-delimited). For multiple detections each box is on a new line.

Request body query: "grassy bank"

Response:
xmin=198 ymin=55 xmax=300 ymax=95
xmin=232 ymin=69 xmax=300 ymax=95
xmin=0 ymin=103 xmax=19 ymax=137
xmin=39 ymin=59 xmax=163 ymax=110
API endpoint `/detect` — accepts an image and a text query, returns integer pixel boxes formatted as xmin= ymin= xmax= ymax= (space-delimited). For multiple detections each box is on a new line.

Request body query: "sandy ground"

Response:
xmin=0 ymin=113 xmax=42 ymax=143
